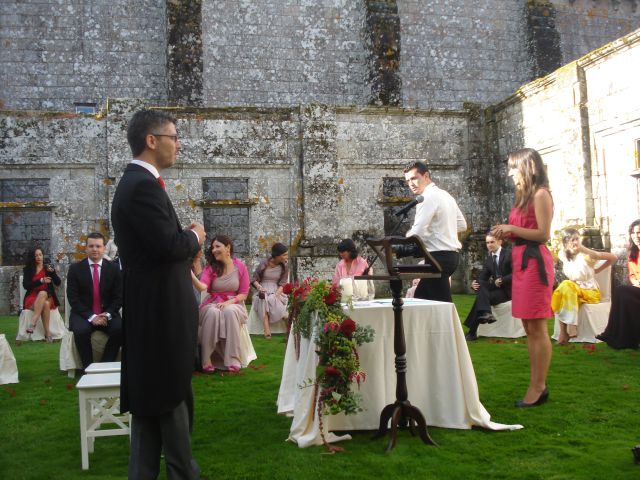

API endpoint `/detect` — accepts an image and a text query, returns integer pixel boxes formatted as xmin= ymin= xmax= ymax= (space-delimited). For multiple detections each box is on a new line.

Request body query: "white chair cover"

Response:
xmin=478 ymin=301 xmax=526 ymax=338
xmin=552 ymin=265 xmax=611 ymax=344
xmin=247 ymin=304 xmax=287 ymax=335
xmin=0 ymin=334 xmax=19 ymax=384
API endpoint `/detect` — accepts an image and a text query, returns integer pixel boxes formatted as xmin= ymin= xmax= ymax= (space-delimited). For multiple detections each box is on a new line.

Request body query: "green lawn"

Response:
xmin=1 ymin=295 xmax=638 ymax=479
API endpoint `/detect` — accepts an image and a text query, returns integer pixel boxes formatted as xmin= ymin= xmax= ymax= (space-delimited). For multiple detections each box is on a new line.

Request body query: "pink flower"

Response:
xmin=324 ymin=322 xmax=339 ymax=333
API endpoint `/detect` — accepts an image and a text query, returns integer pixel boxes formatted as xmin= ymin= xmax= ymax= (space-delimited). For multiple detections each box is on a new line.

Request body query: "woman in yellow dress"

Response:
xmin=551 ymin=229 xmax=616 ymax=344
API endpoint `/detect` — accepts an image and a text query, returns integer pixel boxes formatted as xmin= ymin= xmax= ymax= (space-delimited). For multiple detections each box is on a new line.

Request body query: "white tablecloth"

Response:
xmin=277 ymin=298 xmax=523 ymax=448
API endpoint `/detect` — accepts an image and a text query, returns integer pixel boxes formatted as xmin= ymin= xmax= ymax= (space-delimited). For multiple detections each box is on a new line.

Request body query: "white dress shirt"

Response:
xmin=405 ymin=182 xmax=467 ymax=252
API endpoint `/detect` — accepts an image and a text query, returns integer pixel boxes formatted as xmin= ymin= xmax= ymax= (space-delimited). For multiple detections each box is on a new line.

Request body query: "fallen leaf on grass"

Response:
xmin=249 ymin=364 xmax=267 ymax=370
xmin=623 ymin=385 xmax=629 ymax=390
xmin=44 ymin=378 xmax=51 ymax=384
xmin=65 ymin=384 xmax=73 ymax=390
xmin=39 ymin=399 xmax=46 ymax=405
xmin=3 ymin=386 xmax=16 ymax=397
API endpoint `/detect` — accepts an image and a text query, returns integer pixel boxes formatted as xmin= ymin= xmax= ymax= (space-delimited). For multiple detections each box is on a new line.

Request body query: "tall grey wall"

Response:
xmin=0 ymin=0 xmax=168 ymax=111
xmin=3 ymin=1 xmax=640 ymax=111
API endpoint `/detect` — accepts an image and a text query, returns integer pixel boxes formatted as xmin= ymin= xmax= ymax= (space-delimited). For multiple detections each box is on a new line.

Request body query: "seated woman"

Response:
xmin=191 ymin=235 xmax=250 ymax=373
xmin=551 ymin=229 xmax=616 ymax=345
xmin=331 ymin=239 xmax=370 ymax=288
xmin=596 ymin=219 xmax=640 ymax=349
xmin=251 ymin=242 xmax=289 ymax=338
xmin=22 ymin=246 xmax=61 ymax=342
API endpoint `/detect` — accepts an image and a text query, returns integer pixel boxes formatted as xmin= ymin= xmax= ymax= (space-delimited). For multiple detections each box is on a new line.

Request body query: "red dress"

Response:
xmin=508 ymin=199 xmax=554 ymax=320
xmin=23 ymin=268 xmax=55 ymax=310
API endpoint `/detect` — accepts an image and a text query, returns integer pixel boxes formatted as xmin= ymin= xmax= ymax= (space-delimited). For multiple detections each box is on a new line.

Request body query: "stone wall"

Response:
xmin=0 ymin=101 xmax=481 ymax=313
xmin=0 ymin=0 xmax=167 ymax=111
xmin=3 ymin=1 xmax=640 ymax=111
xmin=489 ymin=28 xmax=640 ymax=282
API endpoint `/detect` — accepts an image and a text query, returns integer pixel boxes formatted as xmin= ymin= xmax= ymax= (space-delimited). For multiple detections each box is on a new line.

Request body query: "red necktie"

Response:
xmin=157 ymin=176 xmax=166 ymax=189
xmin=92 ymin=263 xmax=102 ymax=315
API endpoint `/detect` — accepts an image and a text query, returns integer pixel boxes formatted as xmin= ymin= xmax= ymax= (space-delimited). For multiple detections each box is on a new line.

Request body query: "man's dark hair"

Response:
xmin=403 ymin=161 xmax=430 ymax=176
xmin=127 ymin=109 xmax=177 ymax=157
xmin=87 ymin=232 xmax=106 ymax=244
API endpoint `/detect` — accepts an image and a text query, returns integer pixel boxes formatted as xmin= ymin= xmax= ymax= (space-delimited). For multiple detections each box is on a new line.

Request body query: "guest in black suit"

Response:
xmin=111 ymin=109 xmax=205 ymax=480
xmin=464 ymin=233 xmax=513 ymax=341
xmin=67 ymin=232 xmax=123 ymax=371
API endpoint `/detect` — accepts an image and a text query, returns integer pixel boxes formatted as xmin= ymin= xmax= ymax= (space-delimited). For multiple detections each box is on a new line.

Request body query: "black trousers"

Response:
xmin=464 ymin=286 xmax=510 ymax=335
xmin=128 ymin=388 xmax=199 ymax=480
xmin=414 ymin=251 xmax=460 ymax=303
xmin=69 ymin=313 xmax=122 ymax=370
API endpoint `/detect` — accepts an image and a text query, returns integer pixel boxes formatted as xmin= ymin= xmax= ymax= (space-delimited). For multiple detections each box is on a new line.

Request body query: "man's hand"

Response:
xmin=188 ymin=222 xmax=206 ymax=246
xmin=471 ymin=280 xmax=480 ymax=291
xmin=91 ymin=314 xmax=108 ymax=327
xmin=494 ymin=277 xmax=503 ymax=288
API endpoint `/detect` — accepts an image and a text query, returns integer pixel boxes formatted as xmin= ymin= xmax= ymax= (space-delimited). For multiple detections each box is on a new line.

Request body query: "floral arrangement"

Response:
xmin=283 ymin=278 xmax=375 ymax=417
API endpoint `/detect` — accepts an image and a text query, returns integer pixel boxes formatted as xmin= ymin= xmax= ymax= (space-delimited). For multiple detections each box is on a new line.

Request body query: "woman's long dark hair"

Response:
xmin=24 ymin=246 xmax=44 ymax=274
xmin=206 ymin=235 xmax=233 ymax=276
xmin=628 ymin=219 xmax=640 ymax=262
xmin=337 ymin=239 xmax=358 ymax=260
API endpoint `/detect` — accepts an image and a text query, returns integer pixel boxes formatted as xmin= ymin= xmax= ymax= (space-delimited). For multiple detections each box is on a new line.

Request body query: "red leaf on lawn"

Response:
xmin=623 ymin=384 xmax=629 ymax=390
xmin=43 ymin=378 xmax=51 ymax=384
xmin=3 ymin=386 xmax=16 ymax=397
xmin=39 ymin=399 xmax=46 ymax=405
xmin=65 ymin=384 xmax=74 ymax=390
xmin=249 ymin=364 xmax=266 ymax=370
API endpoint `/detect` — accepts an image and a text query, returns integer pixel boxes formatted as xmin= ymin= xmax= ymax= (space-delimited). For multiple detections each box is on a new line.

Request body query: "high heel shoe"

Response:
xmin=515 ymin=387 xmax=549 ymax=408
xmin=26 ymin=322 xmax=35 ymax=335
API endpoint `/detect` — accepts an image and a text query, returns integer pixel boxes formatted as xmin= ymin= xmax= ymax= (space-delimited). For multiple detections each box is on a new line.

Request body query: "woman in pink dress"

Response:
xmin=251 ymin=242 xmax=289 ymax=339
xmin=493 ymin=148 xmax=554 ymax=407
xmin=191 ymin=235 xmax=249 ymax=373
xmin=331 ymin=239 xmax=370 ymax=287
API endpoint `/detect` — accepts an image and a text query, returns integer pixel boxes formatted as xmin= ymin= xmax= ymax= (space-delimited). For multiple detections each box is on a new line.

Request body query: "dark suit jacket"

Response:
xmin=478 ymin=247 xmax=513 ymax=300
xmin=66 ymin=258 xmax=122 ymax=323
xmin=111 ymin=163 xmax=200 ymax=416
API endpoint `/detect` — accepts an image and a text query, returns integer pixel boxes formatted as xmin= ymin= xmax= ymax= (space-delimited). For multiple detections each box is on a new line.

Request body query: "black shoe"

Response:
xmin=515 ymin=388 xmax=549 ymax=408
xmin=632 ymin=445 xmax=640 ymax=465
xmin=478 ymin=312 xmax=495 ymax=324
xmin=465 ymin=332 xmax=478 ymax=341
xmin=595 ymin=333 xmax=606 ymax=342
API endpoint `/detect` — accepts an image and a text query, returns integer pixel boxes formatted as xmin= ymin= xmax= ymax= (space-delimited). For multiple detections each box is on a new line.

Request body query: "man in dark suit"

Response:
xmin=67 ymin=232 xmax=123 ymax=371
xmin=464 ymin=233 xmax=513 ymax=341
xmin=111 ymin=109 xmax=205 ymax=480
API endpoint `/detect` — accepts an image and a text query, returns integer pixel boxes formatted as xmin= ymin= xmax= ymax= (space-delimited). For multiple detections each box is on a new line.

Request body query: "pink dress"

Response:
xmin=508 ymin=198 xmax=554 ymax=320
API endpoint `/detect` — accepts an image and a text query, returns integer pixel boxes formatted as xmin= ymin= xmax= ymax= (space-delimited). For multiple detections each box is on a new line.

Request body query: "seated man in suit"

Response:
xmin=464 ymin=233 xmax=513 ymax=341
xmin=67 ymin=232 xmax=123 ymax=370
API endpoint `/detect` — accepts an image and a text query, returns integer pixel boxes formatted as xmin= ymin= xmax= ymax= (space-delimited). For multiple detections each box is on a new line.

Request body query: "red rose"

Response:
xmin=323 ymin=290 xmax=338 ymax=305
xmin=282 ymin=283 xmax=294 ymax=295
xmin=339 ymin=318 xmax=356 ymax=336
xmin=325 ymin=366 xmax=341 ymax=376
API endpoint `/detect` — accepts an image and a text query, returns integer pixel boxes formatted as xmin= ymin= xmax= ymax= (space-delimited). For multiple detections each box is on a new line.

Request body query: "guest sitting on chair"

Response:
xmin=551 ymin=228 xmax=616 ymax=345
xmin=22 ymin=245 xmax=61 ymax=342
xmin=596 ymin=219 xmax=640 ymax=349
xmin=251 ymin=242 xmax=289 ymax=339
xmin=464 ymin=233 xmax=513 ymax=341
xmin=332 ymin=239 xmax=370 ymax=287
xmin=192 ymin=235 xmax=249 ymax=373
xmin=66 ymin=232 xmax=123 ymax=371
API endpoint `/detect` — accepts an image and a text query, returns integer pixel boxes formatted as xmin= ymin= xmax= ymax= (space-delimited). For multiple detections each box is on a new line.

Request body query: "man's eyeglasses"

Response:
xmin=151 ymin=133 xmax=179 ymax=142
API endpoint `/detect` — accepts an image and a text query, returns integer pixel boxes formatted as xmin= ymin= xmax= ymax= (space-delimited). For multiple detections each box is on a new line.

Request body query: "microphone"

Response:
xmin=395 ymin=195 xmax=424 ymax=217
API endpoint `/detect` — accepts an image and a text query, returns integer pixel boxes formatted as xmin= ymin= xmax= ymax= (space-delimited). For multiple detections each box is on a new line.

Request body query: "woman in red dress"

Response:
xmin=22 ymin=246 xmax=61 ymax=341
xmin=493 ymin=148 xmax=554 ymax=407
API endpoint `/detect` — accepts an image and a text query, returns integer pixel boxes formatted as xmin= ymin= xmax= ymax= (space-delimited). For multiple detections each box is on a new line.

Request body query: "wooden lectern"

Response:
xmin=356 ymin=235 xmax=442 ymax=452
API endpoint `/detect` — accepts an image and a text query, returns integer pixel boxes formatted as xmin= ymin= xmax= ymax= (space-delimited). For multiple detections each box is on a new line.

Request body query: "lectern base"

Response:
xmin=372 ymin=400 xmax=437 ymax=452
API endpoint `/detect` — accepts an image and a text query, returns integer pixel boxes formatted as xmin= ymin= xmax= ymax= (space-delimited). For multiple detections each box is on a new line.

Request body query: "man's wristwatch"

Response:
xmin=105 ymin=313 xmax=112 ymax=321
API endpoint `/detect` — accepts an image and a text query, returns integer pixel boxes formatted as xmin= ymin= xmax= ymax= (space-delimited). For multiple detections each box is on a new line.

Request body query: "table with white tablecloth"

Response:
xmin=277 ymin=298 xmax=522 ymax=448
